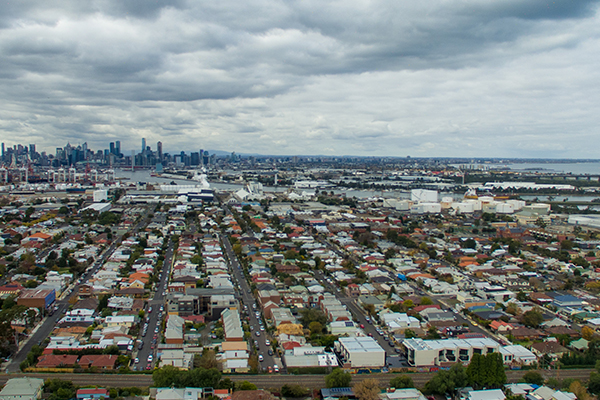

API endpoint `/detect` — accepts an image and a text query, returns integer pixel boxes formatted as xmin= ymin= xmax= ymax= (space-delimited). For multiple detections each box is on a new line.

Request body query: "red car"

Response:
xmin=360 ymin=324 xmax=365 ymax=329
xmin=267 ymin=366 xmax=273 ymax=373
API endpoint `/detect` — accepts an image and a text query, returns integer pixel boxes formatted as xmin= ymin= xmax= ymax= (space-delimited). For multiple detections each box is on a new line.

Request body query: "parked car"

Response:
xmin=258 ymin=354 xmax=264 ymax=362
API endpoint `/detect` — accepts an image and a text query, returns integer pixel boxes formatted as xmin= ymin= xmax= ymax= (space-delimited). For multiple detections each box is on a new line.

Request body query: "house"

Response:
xmin=490 ymin=321 xmax=513 ymax=333
xmin=36 ymin=354 xmax=79 ymax=368
xmin=76 ymin=389 xmax=109 ymax=400
xmin=509 ymin=327 xmax=545 ymax=341
xmin=78 ymin=355 xmax=118 ymax=370
xmin=231 ymin=390 xmax=276 ymax=400
xmin=0 ymin=377 xmax=44 ymax=400
xmin=531 ymin=341 xmax=569 ymax=360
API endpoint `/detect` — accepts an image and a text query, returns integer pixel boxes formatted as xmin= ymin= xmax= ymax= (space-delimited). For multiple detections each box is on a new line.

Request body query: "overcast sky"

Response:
xmin=1 ymin=0 xmax=599 ymax=158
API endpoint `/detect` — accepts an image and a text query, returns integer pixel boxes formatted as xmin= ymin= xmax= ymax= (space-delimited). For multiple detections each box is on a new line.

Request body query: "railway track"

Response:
xmin=0 ymin=369 xmax=594 ymax=390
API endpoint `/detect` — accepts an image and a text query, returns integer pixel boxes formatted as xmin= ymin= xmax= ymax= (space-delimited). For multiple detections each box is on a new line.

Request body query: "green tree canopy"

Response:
xmin=521 ymin=371 xmax=544 ymax=386
xmin=326 ymin=368 xmax=352 ymax=388
xmin=522 ymin=309 xmax=544 ymax=328
xmin=424 ymin=364 xmax=468 ymax=395
xmin=390 ymin=375 xmax=414 ymax=389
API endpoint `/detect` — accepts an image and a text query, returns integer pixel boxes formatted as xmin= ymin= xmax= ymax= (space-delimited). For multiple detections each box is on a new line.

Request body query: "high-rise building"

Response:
xmin=29 ymin=144 xmax=36 ymax=155
xmin=1 ymin=143 xmax=4 ymax=159
xmin=116 ymin=141 xmax=121 ymax=157
xmin=110 ymin=142 xmax=115 ymax=155
xmin=141 ymin=138 xmax=146 ymax=153
xmin=157 ymin=141 xmax=163 ymax=161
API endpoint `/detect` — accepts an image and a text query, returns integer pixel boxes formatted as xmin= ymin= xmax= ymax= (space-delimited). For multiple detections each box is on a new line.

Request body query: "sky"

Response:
xmin=1 ymin=0 xmax=600 ymax=158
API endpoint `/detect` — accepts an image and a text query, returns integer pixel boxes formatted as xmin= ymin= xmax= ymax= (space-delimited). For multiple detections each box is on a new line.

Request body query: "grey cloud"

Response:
xmin=0 ymin=1 xmax=600 ymax=157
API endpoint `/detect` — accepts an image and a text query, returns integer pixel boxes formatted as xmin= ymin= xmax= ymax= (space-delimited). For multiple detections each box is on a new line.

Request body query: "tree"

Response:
xmin=326 ymin=368 xmax=352 ymax=388
xmin=424 ymin=364 xmax=468 ymax=395
xmin=281 ymin=384 xmax=309 ymax=397
xmin=309 ymin=321 xmax=323 ymax=335
xmin=516 ymin=291 xmax=528 ymax=302
xmin=404 ymin=329 xmax=417 ymax=339
xmin=560 ymin=240 xmax=574 ymax=251
xmin=582 ymin=326 xmax=594 ymax=341
xmin=569 ymin=380 xmax=591 ymax=400
xmin=390 ymin=375 xmax=414 ymax=389
xmin=190 ymin=255 xmax=203 ymax=265
xmin=467 ymin=353 xmax=506 ymax=389
xmin=420 ymin=297 xmax=434 ymax=306
xmin=299 ymin=308 xmax=328 ymax=328
xmin=588 ymin=372 xmax=600 ymax=395
xmin=353 ymin=379 xmax=380 ymax=400
xmin=426 ymin=326 xmax=441 ymax=340
xmin=522 ymin=309 xmax=544 ymax=328
xmin=506 ymin=303 xmax=520 ymax=316
xmin=521 ymin=371 xmax=544 ymax=386
xmin=195 ymin=349 xmax=218 ymax=369
xmin=236 ymin=381 xmax=257 ymax=391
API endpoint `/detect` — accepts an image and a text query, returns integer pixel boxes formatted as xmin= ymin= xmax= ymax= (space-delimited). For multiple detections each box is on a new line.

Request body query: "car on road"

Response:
xmin=268 ymin=349 xmax=273 ymax=356
xmin=255 ymin=331 xmax=260 ymax=337
xmin=360 ymin=324 xmax=365 ymax=329
xmin=260 ymin=325 xmax=265 ymax=331
xmin=258 ymin=354 xmax=264 ymax=362
xmin=148 ymin=355 xmax=153 ymax=362
xmin=265 ymin=340 xmax=270 ymax=346
xmin=138 ymin=343 xmax=143 ymax=350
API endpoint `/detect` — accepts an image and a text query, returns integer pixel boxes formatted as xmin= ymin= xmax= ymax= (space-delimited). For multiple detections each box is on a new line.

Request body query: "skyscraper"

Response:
xmin=110 ymin=142 xmax=115 ymax=155
xmin=141 ymin=138 xmax=146 ymax=153
xmin=157 ymin=141 xmax=163 ymax=161
xmin=116 ymin=140 xmax=121 ymax=157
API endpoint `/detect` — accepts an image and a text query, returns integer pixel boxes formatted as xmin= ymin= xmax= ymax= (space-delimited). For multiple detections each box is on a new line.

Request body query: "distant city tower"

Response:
xmin=141 ymin=138 xmax=146 ymax=153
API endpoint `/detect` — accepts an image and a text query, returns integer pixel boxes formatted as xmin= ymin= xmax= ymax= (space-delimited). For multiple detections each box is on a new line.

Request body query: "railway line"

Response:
xmin=0 ymin=369 xmax=594 ymax=390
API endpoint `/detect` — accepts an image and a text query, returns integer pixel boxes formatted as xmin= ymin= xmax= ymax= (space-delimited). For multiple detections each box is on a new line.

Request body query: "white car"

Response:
xmin=265 ymin=340 xmax=270 ymax=346
xmin=147 ymin=355 xmax=153 ymax=362
xmin=258 ymin=354 xmax=264 ymax=362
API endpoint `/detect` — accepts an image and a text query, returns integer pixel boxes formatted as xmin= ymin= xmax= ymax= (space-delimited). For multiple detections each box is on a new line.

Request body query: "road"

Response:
xmin=0 ymin=368 xmax=593 ymax=389
xmin=135 ymin=241 xmax=174 ymax=370
xmin=220 ymin=233 xmax=279 ymax=372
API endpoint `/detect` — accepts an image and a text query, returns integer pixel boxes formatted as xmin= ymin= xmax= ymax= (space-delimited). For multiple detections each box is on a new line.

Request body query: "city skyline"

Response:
xmin=0 ymin=1 xmax=599 ymax=158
